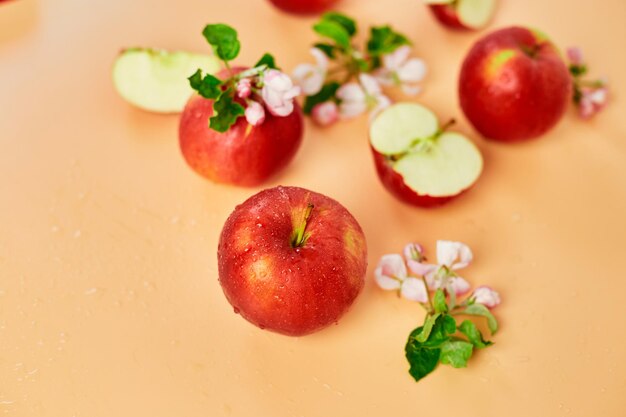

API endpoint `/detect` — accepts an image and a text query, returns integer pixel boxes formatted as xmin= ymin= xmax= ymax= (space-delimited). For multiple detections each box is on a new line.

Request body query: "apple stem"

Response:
xmin=291 ymin=203 xmax=314 ymax=248
xmin=437 ymin=118 xmax=456 ymax=137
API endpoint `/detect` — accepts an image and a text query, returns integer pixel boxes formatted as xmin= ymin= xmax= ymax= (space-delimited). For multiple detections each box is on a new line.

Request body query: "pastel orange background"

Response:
xmin=1 ymin=0 xmax=626 ymax=416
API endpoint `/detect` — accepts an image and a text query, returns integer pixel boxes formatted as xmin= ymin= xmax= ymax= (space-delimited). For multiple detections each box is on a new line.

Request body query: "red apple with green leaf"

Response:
xmin=425 ymin=0 xmax=497 ymax=30
xmin=370 ymin=103 xmax=483 ymax=207
xmin=459 ymin=26 xmax=572 ymax=142
xmin=218 ymin=186 xmax=367 ymax=336
xmin=179 ymin=24 xmax=304 ymax=186
xmin=268 ymin=0 xmax=340 ymax=15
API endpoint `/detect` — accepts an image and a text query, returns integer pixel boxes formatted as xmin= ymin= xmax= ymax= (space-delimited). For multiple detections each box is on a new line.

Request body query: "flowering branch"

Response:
xmin=189 ymin=24 xmax=300 ymax=132
xmin=567 ymin=47 xmax=608 ymax=119
xmin=375 ymin=240 xmax=501 ymax=382
xmin=292 ymin=12 xmax=428 ymax=126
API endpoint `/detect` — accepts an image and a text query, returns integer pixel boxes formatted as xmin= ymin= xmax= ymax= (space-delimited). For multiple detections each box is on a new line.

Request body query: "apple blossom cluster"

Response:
xmin=567 ymin=46 xmax=609 ymax=119
xmin=189 ymin=24 xmax=300 ymax=132
xmin=292 ymin=13 xmax=427 ymax=126
xmin=375 ymin=240 xmax=501 ymax=382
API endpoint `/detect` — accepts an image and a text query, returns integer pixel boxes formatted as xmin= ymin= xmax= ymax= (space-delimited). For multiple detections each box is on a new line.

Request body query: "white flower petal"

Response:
xmin=589 ymin=88 xmax=608 ymax=105
xmin=383 ymin=45 xmax=411 ymax=71
xmin=377 ymin=254 xmax=407 ymax=279
xmin=336 ymin=82 xmax=365 ymax=102
xmin=374 ymin=253 xmax=407 ymax=291
xmin=359 ymin=73 xmax=382 ymax=95
xmin=339 ymin=101 xmax=367 ymax=119
xmin=375 ymin=269 xmax=402 ymax=290
xmin=369 ymin=94 xmax=392 ymax=122
xmin=401 ymin=277 xmax=428 ymax=302
xmin=448 ymin=276 xmax=471 ymax=296
xmin=453 ymin=243 xmax=473 ymax=270
xmin=436 ymin=240 xmax=472 ymax=269
xmin=292 ymin=64 xmax=324 ymax=96
xmin=310 ymin=47 xmax=329 ymax=71
xmin=407 ymin=260 xmax=437 ymax=277
xmin=397 ymin=58 xmax=427 ymax=83
xmin=472 ymin=286 xmax=501 ymax=308
xmin=436 ymin=240 xmax=460 ymax=267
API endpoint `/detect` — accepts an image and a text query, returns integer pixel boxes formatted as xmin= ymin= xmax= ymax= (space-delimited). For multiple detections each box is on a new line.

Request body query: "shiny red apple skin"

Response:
xmin=268 ymin=0 xmax=340 ymax=15
xmin=459 ymin=26 xmax=572 ymax=142
xmin=218 ymin=186 xmax=367 ymax=336
xmin=371 ymin=147 xmax=459 ymax=208
xmin=429 ymin=4 xmax=467 ymax=30
xmin=179 ymin=68 xmax=303 ymax=186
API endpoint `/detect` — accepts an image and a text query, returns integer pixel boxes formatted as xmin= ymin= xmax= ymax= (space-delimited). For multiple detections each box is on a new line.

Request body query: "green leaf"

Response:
xmin=255 ymin=53 xmax=278 ymax=70
xmin=463 ymin=303 xmax=499 ymax=335
xmin=303 ymin=82 xmax=340 ymax=114
xmin=367 ymin=25 xmax=411 ymax=56
xmin=313 ymin=20 xmax=351 ymax=49
xmin=188 ymin=69 xmax=223 ymax=99
xmin=442 ymin=314 xmax=457 ymax=335
xmin=459 ymin=320 xmax=493 ymax=349
xmin=405 ymin=327 xmax=441 ymax=382
xmin=433 ymin=289 xmax=448 ymax=314
xmin=313 ymin=43 xmax=337 ymax=59
xmin=202 ymin=24 xmax=241 ymax=61
xmin=569 ymin=64 xmax=587 ymax=77
xmin=416 ymin=313 xmax=440 ymax=343
xmin=321 ymin=12 xmax=357 ymax=36
xmin=209 ymin=92 xmax=245 ymax=133
xmin=440 ymin=340 xmax=473 ymax=368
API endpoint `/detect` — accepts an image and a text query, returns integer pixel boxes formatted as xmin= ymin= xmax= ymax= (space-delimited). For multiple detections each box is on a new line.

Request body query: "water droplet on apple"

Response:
xmin=256 ymin=223 xmax=263 ymax=228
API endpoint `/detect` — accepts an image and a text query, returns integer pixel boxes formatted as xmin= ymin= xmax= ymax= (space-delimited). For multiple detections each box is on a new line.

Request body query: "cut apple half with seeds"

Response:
xmin=370 ymin=103 xmax=483 ymax=199
xmin=112 ymin=48 xmax=220 ymax=113
xmin=424 ymin=0 xmax=496 ymax=29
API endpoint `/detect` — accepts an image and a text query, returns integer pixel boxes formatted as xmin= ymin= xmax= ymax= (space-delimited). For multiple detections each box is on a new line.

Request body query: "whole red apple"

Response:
xmin=369 ymin=103 xmax=483 ymax=208
xmin=459 ymin=26 xmax=572 ymax=142
xmin=268 ymin=0 xmax=340 ymax=15
xmin=218 ymin=186 xmax=367 ymax=336
xmin=179 ymin=69 xmax=304 ymax=186
xmin=427 ymin=0 xmax=496 ymax=30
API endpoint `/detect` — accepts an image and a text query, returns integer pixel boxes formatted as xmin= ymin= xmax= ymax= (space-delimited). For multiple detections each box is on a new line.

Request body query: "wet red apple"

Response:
xmin=218 ymin=186 xmax=367 ymax=336
xmin=369 ymin=103 xmax=483 ymax=208
xmin=459 ymin=26 xmax=572 ymax=142
xmin=267 ymin=0 xmax=340 ymax=15
xmin=179 ymin=69 xmax=303 ymax=186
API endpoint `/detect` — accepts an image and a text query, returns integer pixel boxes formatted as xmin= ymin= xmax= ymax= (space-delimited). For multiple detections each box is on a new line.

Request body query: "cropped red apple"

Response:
xmin=179 ymin=69 xmax=303 ymax=186
xmin=425 ymin=0 xmax=496 ymax=30
xmin=218 ymin=186 xmax=367 ymax=336
xmin=370 ymin=103 xmax=483 ymax=208
xmin=267 ymin=0 xmax=340 ymax=15
xmin=459 ymin=26 xmax=572 ymax=142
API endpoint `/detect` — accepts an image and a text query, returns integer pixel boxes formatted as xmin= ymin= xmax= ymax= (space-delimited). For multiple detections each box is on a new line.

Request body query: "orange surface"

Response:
xmin=1 ymin=0 xmax=626 ymax=416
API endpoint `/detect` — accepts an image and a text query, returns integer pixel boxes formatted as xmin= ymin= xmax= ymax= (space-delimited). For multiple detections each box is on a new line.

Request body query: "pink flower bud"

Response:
xmin=236 ymin=78 xmax=252 ymax=99
xmin=244 ymin=100 xmax=265 ymax=126
xmin=311 ymin=101 xmax=339 ymax=126
xmin=567 ymin=47 xmax=584 ymax=66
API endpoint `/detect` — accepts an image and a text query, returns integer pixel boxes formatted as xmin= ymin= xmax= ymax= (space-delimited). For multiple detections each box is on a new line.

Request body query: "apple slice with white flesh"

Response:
xmin=112 ymin=48 xmax=220 ymax=113
xmin=370 ymin=103 xmax=483 ymax=207
xmin=424 ymin=0 xmax=496 ymax=30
